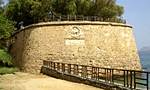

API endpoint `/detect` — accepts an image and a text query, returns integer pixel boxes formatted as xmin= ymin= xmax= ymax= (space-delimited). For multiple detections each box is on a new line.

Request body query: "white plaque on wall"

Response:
xmin=65 ymin=40 xmax=85 ymax=45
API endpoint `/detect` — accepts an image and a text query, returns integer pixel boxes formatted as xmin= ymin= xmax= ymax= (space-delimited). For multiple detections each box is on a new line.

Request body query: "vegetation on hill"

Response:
xmin=4 ymin=0 xmax=124 ymax=26
xmin=0 ymin=14 xmax=14 ymax=40
xmin=0 ymin=0 xmax=17 ymax=74
xmin=0 ymin=49 xmax=12 ymax=65
xmin=4 ymin=0 xmax=52 ymax=26
xmin=52 ymin=0 xmax=123 ymax=17
xmin=0 ymin=48 xmax=18 ymax=74
xmin=0 ymin=0 xmax=3 ymax=12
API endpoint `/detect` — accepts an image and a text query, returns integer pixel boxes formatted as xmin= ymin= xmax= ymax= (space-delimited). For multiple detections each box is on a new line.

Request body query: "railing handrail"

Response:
xmin=42 ymin=60 xmax=150 ymax=90
xmin=43 ymin=60 xmax=149 ymax=73
xmin=46 ymin=15 xmax=126 ymax=24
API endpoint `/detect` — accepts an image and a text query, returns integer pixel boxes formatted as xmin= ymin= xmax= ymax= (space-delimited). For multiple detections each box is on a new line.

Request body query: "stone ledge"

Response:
xmin=13 ymin=21 xmax=132 ymax=36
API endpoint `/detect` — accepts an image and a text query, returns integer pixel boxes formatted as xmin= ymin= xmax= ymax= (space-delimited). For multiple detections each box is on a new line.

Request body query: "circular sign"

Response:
xmin=70 ymin=27 xmax=80 ymax=38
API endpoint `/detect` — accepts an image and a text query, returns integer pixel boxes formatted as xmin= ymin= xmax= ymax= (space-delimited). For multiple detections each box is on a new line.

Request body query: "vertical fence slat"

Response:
xmin=124 ymin=70 xmax=126 ymax=87
xmin=127 ymin=70 xmax=129 ymax=87
xmin=147 ymin=72 xmax=149 ymax=90
xmin=105 ymin=68 xmax=107 ymax=81
xmin=130 ymin=71 xmax=133 ymax=89
xmin=62 ymin=63 xmax=65 ymax=72
xmin=98 ymin=68 xmax=99 ymax=80
xmin=68 ymin=64 xmax=71 ymax=74
xmin=112 ymin=69 xmax=114 ymax=83
xmin=134 ymin=71 xmax=136 ymax=89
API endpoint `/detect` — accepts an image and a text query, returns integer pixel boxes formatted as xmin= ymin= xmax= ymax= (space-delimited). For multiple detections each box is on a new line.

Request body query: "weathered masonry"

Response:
xmin=10 ymin=21 xmax=141 ymax=74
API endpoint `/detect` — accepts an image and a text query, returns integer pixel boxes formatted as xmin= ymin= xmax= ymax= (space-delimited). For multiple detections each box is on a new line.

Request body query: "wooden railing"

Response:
xmin=42 ymin=60 xmax=150 ymax=90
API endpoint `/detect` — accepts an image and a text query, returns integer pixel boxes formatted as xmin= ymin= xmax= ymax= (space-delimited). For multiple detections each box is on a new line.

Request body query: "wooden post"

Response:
xmin=127 ymin=70 xmax=129 ymax=87
xmin=111 ymin=69 xmax=114 ymax=83
xmin=134 ymin=71 xmax=136 ymax=89
xmin=147 ymin=72 xmax=149 ymax=90
xmin=57 ymin=63 xmax=60 ymax=71
xmin=130 ymin=71 xmax=133 ymax=89
xmin=124 ymin=70 xmax=126 ymax=87
xmin=68 ymin=64 xmax=71 ymax=74
xmin=62 ymin=63 xmax=65 ymax=72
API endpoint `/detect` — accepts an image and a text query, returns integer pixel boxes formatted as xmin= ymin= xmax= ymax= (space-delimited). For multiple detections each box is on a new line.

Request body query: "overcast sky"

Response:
xmin=3 ymin=0 xmax=150 ymax=50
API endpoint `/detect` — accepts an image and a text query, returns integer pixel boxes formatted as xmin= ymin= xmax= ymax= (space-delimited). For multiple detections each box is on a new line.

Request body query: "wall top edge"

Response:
xmin=12 ymin=21 xmax=132 ymax=36
xmin=26 ymin=21 xmax=132 ymax=28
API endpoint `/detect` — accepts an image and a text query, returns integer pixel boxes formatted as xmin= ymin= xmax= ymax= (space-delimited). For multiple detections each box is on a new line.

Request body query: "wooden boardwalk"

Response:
xmin=42 ymin=60 xmax=150 ymax=90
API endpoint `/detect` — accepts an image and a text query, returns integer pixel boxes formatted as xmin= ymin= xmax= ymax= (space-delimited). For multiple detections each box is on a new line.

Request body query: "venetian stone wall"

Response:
xmin=10 ymin=21 xmax=141 ymax=74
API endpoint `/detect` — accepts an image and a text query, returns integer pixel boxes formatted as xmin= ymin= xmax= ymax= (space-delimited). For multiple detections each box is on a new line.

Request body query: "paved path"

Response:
xmin=0 ymin=72 xmax=103 ymax=90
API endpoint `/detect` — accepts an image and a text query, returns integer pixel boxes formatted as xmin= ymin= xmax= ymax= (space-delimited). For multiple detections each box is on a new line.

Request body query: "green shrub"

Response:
xmin=0 ymin=49 xmax=12 ymax=66
xmin=0 ymin=48 xmax=18 ymax=75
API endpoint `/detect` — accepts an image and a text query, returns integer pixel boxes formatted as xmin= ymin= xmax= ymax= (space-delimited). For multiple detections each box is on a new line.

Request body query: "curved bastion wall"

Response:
xmin=10 ymin=21 xmax=141 ymax=74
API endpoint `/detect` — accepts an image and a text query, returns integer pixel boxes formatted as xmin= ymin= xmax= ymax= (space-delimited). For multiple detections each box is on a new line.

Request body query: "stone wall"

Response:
xmin=10 ymin=21 xmax=141 ymax=74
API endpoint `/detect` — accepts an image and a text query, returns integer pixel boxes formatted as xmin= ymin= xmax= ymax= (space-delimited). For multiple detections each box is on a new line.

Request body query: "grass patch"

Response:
xmin=0 ymin=48 xmax=18 ymax=75
xmin=0 ymin=67 xmax=19 ymax=75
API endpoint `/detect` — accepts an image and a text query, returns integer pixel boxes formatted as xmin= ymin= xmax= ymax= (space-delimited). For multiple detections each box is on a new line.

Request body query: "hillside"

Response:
xmin=139 ymin=46 xmax=150 ymax=61
xmin=139 ymin=46 xmax=150 ymax=55
xmin=139 ymin=46 xmax=150 ymax=70
xmin=0 ymin=72 xmax=103 ymax=90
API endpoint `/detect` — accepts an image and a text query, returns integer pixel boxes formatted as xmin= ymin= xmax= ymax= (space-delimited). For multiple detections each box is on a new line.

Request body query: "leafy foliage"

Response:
xmin=5 ymin=0 xmax=52 ymax=25
xmin=0 ymin=0 xmax=3 ymax=7
xmin=0 ymin=49 xmax=12 ymax=65
xmin=0 ymin=14 xmax=14 ymax=40
xmin=76 ymin=0 xmax=91 ymax=16
xmin=90 ymin=0 xmax=124 ymax=19
xmin=52 ymin=0 xmax=123 ymax=17
xmin=5 ymin=0 xmax=124 ymax=25
xmin=0 ymin=0 xmax=4 ymax=13
xmin=0 ymin=0 xmax=15 ymax=39
xmin=52 ymin=0 xmax=77 ymax=15
xmin=0 ymin=0 xmax=13 ymax=67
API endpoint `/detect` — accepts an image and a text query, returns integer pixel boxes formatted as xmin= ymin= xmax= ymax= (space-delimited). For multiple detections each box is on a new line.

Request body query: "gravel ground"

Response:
xmin=0 ymin=72 xmax=103 ymax=90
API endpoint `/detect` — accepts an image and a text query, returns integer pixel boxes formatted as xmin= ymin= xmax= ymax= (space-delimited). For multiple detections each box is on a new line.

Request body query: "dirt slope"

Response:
xmin=0 ymin=72 xmax=103 ymax=90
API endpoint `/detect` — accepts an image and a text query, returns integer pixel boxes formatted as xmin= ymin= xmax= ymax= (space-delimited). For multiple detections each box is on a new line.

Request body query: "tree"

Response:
xmin=52 ymin=0 xmax=66 ymax=15
xmin=52 ymin=0 xmax=123 ymax=18
xmin=64 ymin=0 xmax=77 ymax=15
xmin=30 ymin=0 xmax=52 ymax=22
xmin=76 ymin=0 xmax=91 ymax=16
xmin=0 ymin=1 xmax=14 ymax=66
xmin=5 ymin=0 xmax=52 ymax=26
xmin=5 ymin=0 xmax=124 ymax=25
xmin=0 ymin=14 xmax=14 ymax=39
xmin=89 ymin=0 xmax=124 ymax=19
xmin=0 ymin=0 xmax=4 ymax=13
xmin=0 ymin=0 xmax=3 ymax=7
